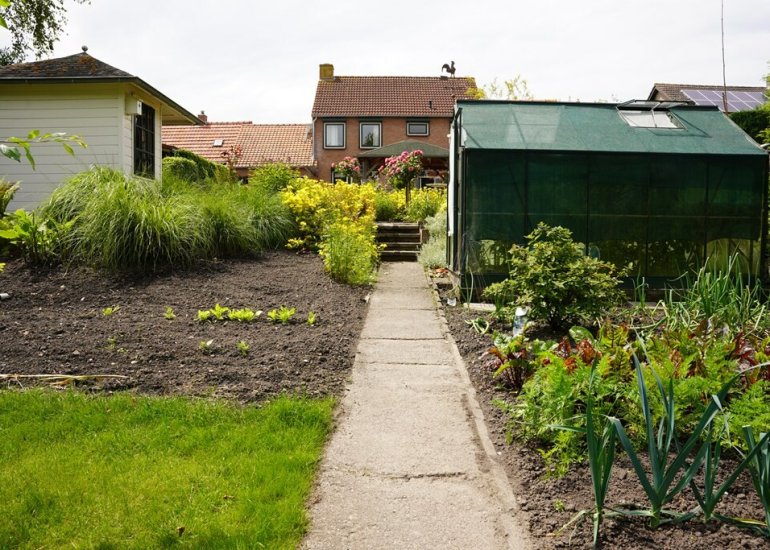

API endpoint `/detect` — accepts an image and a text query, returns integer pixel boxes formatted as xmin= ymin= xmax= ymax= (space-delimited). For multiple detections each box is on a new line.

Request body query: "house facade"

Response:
xmin=311 ymin=64 xmax=476 ymax=182
xmin=0 ymin=49 xmax=200 ymax=211
xmin=162 ymin=117 xmax=314 ymax=179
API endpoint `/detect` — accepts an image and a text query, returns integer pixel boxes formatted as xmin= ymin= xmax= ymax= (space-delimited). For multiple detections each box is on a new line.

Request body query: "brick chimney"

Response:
xmin=319 ymin=63 xmax=334 ymax=81
xmin=198 ymin=110 xmax=208 ymax=123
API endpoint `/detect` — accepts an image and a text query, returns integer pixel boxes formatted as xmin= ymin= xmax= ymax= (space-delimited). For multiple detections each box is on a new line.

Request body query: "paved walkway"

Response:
xmin=303 ymin=262 xmax=530 ymax=550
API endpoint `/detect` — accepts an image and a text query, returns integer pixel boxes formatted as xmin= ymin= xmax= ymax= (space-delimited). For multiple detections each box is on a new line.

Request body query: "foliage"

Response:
xmin=468 ymin=76 xmax=533 ymax=100
xmin=374 ymin=188 xmax=405 ymax=221
xmin=1 ymin=130 xmax=86 ymax=168
xmin=418 ymin=211 xmax=447 ymax=269
xmin=610 ymin=357 xmax=736 ymax=528
xmin=0 ymin=209 xmax=73 ymax=265
xmin=281 ymin=178 xmax=379 ymax=284
xmin=307 ymin=311 xmax=317 ymax=326
xmin=485 ymin=223 xmax=625 ymax=329
xmin=742 ymin=426 xmax=770 ymax=535
xmin=220 ymin=144 xmax=243 ymax=179
xmin=161 ymin=156 xmax=200 ymax=182
xmin=319 ymin=221 xmax=379 ymax=285
xmin=0 ymin=390 xmax=334 ymax=548
xmin=0 ymin=0 xmax=89 ymax=65
xmin=198 ymin=339 xmax=214 ymax=354
xmin=163 ymin=306 xmax=175 ymax=320
xmin=169 ymin=148 xmax=229 ymax=182
xmin=228 ymin=307 xmax=261 ymax=323
xmin=101 ymin=305 xmax=119 ymax=316
xmin=267 ymin=305 xmax=296 ymax=325
xmin=39 ymin=167 xmax=294 ymax=272
xmin=0 ymin=180 xmax=19 ymax=217
xmin=235 ymin=339 xmax=250 ymax=357
xmin=729 ymin=106 xmax=770 ymax=143
xmin=378 ymin=150 xmax=423 ymax=189
xmin=486 ymin=332 xmax=537 ymax=392
xmin=249 ymin=162 xmax=299 ymax=193
xmin=405 ymin=187 xmax=446 ymax=222
xmin=332 ymin=156 xmax=361 ymax=182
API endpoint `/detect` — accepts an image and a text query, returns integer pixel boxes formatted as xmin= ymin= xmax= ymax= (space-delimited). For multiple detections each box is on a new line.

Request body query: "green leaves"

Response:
xmin=1 ymin=131 xmax=86 ymax=170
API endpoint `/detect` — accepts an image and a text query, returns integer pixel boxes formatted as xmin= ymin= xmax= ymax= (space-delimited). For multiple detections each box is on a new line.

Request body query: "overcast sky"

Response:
xmin=19 ymin=0 xmax=770 ymax=123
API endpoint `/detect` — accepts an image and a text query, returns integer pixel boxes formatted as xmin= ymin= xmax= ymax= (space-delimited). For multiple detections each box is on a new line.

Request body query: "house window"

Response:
xmin=359 ymin=122 xmax=381 ymax=148
xmin=407 ymin=121 xmax=429 ymax=136
xmin=324 ymin=122 xmax=346 ymax=148
xmin=134 ymin=103 xmax=155 ymax=178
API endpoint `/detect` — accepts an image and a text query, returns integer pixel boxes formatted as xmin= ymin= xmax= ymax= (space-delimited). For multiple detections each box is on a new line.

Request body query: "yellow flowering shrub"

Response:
xmin=373 ymin=187 xmax=446 ymax=223
xmin=281 ymin=178 xmax=380 ymax=284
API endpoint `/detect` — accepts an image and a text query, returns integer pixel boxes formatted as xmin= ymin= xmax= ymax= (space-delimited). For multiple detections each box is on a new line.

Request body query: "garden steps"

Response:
xmin=376 ymin=222 xmax=421 ymax=262
xmin=302 ymin=262 xmax=530 ymax=549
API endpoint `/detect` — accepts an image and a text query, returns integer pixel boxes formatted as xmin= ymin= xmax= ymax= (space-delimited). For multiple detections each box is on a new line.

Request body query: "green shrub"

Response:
xmin=374 ymin=189 xmax=405 ymax=222
xmin=418 ymin=212 xmax=447 ymax=269
xmin=484 ymin=223 xmax=625 ymax=329
xmin=161 ymin=156 xmax=200 ymax=182
xmin=319 ymin=222 xmax=378 ymax=285
xmin=238 ymin=185 xmax=296 ymax=249
xmin=730 ymin=106 xmax=770 ymax=143
xmin=249 ymin=163 xmax=300 ymax=193
xmin=193 ymin=186 xmax=260 ymax=257
xmin=405 ymin=188 xmax=446 ymax=222
xmin=171 ymin=149 xmax=222 ymax=180
xmin=43 ymin=167 xmax=127 ymax=223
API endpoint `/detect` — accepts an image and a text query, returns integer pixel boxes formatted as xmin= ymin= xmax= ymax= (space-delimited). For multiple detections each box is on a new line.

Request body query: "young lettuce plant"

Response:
xmin=610 ymin=351 xmax=736 ymax=528
xmin=267 ymin=306 xmax=296 ymax=325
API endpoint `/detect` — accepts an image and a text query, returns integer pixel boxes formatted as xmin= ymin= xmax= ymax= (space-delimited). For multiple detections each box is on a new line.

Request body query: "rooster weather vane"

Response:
xmin=441 ymin=61 xmax=456 ymax=77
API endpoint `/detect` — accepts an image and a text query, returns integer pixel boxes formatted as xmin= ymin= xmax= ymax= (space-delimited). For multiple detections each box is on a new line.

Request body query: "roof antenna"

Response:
xmin=81 ymin=45 xmax=88 ymax=53
xmin=720 ymin=0 xmax=729 ymax=113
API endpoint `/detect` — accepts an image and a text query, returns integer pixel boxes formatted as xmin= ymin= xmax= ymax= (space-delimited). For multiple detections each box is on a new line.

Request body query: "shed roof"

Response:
xmin=162 ymin=122 xmax=314 ymax=168
xmin=0 ymin=52 xmax=200 ymax=125
xmin=456 ymin=100 xmax=767 ymax=156
xmin=358 ymin=139 xmax=448 ymax=158
xmin=312 ymin=76 xmax=477 ymax=118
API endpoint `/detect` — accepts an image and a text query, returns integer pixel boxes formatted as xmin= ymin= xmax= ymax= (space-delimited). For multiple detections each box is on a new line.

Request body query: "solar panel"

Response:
xmin=682 ymin=89 xmax=767 ymax=112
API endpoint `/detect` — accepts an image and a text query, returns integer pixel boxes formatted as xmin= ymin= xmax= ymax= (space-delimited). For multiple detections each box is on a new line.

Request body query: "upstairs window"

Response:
xmin=324 ymin=122 xmax=346 ymax=148
xmin=407 ymin=121 xmax=429 ymax=136
xmin=360 ymin=122 xmax=381 ymax=148
xmin=134 ymin=103 xmax=155 ymax=178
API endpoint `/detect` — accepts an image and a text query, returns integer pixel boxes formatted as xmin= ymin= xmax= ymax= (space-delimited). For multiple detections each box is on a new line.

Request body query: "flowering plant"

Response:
xmin=378 ymin=150 xmax=423 ymax=189
xmin=332 ymin=156 xmax=362 ymax=182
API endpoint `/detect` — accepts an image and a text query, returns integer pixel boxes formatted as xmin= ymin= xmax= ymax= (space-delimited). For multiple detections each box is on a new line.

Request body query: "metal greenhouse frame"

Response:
xmin=449 ymin=100 xmax=769 ymax=290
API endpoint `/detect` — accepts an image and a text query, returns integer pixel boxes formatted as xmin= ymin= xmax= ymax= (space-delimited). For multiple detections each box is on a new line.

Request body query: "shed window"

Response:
xmin=407 ymin=121 xmax=429 ymax=136
xmin=134 ymin=103 xmax=155 ymax=178
xmin=618 ymin=109 xmax=683 ymax=129
xmin=360 ymin=122 xmax=381 ymax=148
xmin=324 ymin=122 xmax=345 ymax=148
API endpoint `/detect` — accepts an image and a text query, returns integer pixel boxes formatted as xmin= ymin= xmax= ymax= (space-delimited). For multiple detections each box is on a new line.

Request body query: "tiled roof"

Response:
xmin=649 ymin=82 xmax=765 ymax=102
xmin=311 ymin=76 xmax=477 ymax=118
xmin=162 ymin=122 xmax=314 ymax=168
xmin=0 ymin=52 xmax=133 ymax=79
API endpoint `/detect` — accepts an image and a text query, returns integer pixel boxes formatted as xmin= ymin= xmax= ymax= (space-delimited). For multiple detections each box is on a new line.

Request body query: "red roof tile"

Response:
xmin=162 ymin=122 xmax=313 ymax=169
xmin=311 ymin=76 xmax=477 ymax=118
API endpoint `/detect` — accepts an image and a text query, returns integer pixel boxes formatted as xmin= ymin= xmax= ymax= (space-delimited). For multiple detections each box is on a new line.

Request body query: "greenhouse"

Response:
xmin=448 ymin=100 xmax=769 ymax=288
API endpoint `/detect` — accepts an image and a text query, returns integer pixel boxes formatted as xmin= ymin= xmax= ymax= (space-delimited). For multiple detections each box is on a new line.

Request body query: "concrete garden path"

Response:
xmin=303 ymin=262 xmax=530 ymax=550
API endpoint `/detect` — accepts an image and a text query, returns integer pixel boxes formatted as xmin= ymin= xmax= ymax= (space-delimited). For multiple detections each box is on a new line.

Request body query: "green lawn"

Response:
xmin=0 ymin=390 xmax=334 ymax=549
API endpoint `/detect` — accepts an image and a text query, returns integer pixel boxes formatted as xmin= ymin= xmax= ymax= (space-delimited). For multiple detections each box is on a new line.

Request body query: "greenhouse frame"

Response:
xmin=448 ymin=100 xmax=769 ymax=289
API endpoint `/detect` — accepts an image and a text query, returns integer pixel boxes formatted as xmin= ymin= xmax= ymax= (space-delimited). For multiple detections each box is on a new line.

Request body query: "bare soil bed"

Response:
xmin=0 ymin=251 xmax=369 ymax=402
xmin=444 ymin=305 xmax=768 ymax=550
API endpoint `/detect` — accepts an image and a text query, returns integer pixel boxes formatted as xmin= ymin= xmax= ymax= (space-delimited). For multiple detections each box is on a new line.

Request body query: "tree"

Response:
xmin=0 ymin=0 xmax=90 ymax=65
xmin=467 ymin=76 xmax=533 ymax=101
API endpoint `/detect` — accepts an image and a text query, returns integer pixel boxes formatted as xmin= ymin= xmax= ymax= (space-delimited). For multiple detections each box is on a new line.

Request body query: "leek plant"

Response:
xmin=610 ymin=352 xmax=736 ymax=528
xmin=740 ymin=427 xmax=770 ymax=536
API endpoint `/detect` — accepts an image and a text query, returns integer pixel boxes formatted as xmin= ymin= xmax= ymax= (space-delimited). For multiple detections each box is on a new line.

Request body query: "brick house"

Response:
xmin=162 ymin=115 xmax=314 ymax=179
xmin=311 ymin=64 xmax=477 ymax=182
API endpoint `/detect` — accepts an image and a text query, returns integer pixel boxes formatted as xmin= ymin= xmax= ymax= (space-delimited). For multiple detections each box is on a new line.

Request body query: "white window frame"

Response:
xmin=359 ymin=122 xmax=381 ymax=149
xmin=324 ymin=122 xmax=346 ymax=149
xmin=407 ymin=121 xmax=430 ymax=136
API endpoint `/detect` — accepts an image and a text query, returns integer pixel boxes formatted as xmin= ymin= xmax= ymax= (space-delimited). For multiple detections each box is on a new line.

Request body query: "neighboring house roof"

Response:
xmin=162 ymin=122 xmax=314 ymax=169
xmin=457 ymin=100 xmax=767 ymax=156
xmin=648 ymin=83 xmax=767 ymax=112
xmin=312 ymin=75 xmax=477 ymax=118
xmin=0 ymin=51 xmax=200 ymax=125
xmin=358 ymin=139 xmax=449 ymax=158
